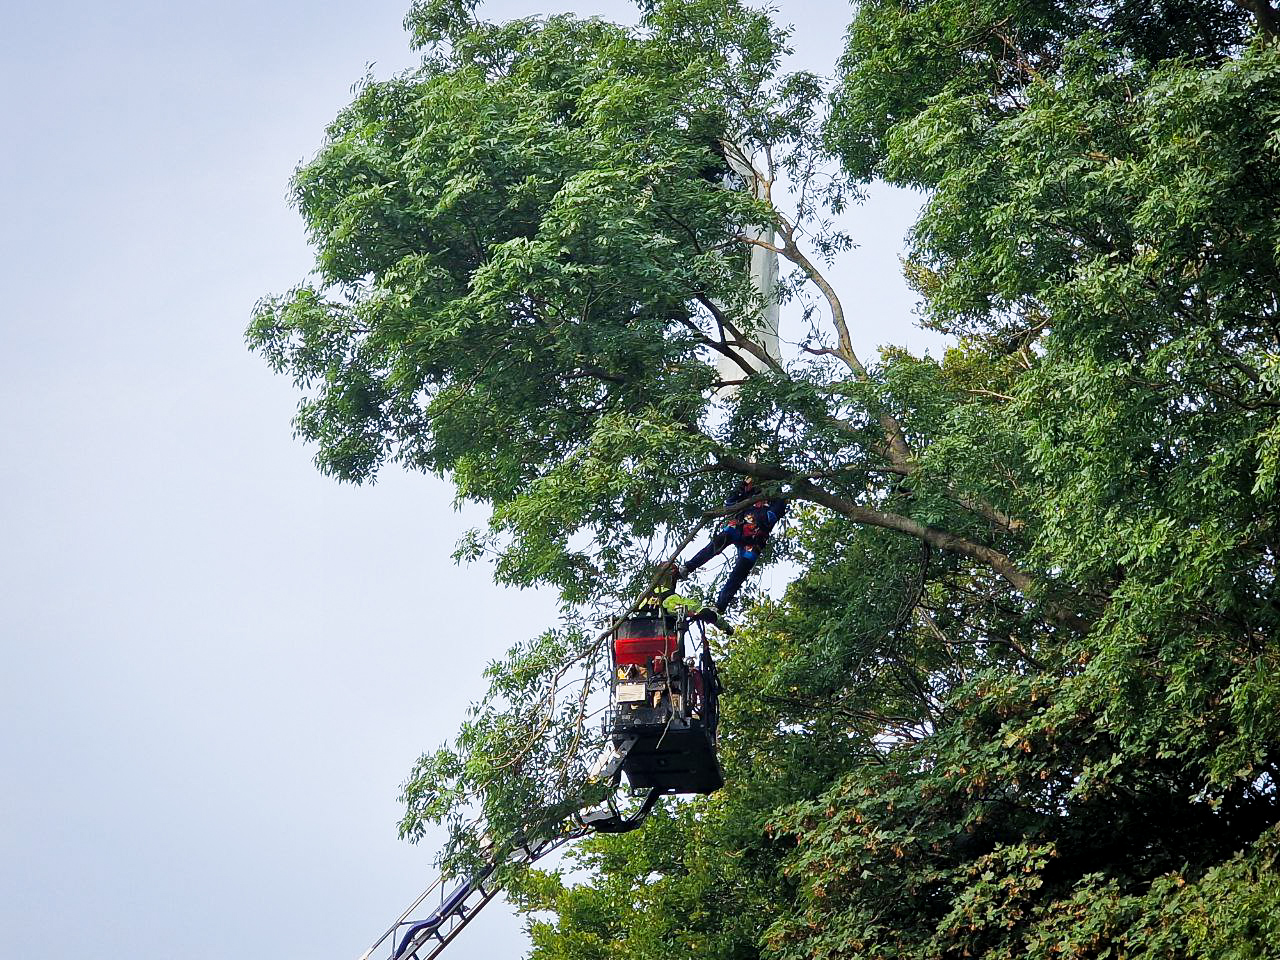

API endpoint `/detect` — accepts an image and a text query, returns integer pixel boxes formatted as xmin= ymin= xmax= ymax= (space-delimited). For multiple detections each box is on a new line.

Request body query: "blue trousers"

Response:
xmin=684 ymin=526 xmax=761 ymax=612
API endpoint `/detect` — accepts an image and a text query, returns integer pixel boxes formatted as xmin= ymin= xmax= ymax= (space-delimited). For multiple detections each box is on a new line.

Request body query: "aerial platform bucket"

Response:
xmin=608 ymin=609 xmax=723 ymax=795
xmin=615 ymin=717 xmax=723 ymax=794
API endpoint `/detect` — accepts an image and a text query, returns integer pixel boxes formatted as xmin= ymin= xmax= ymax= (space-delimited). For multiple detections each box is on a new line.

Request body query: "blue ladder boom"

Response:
xmin=359 ymin=827 xmax=589 ymax=960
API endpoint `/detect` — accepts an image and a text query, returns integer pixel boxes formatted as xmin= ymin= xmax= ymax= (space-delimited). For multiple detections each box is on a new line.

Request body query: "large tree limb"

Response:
xmin=1230 ymin=0 xmax=1279 ymax=37
xmin=764 ymin=226 xmax=914 ymax=470
xmin=695 ymin=293 xmax=787 ymax=375
xmin=670 ymin=308 xmax=758 ymax=379
xmin=715 ymin=214 xmax=1026 ymax=536
xmin=714 ymin=453 xmax=1088 ymax=632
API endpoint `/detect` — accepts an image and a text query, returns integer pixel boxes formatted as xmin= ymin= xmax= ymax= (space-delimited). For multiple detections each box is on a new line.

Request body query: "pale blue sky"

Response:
xmin=0 ymin=2 xmax=932 ymax=957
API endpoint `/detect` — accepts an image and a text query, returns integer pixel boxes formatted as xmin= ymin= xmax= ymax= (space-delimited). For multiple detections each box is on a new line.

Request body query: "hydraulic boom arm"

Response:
xmin=358 ymin=784 xmax=659 ymax=960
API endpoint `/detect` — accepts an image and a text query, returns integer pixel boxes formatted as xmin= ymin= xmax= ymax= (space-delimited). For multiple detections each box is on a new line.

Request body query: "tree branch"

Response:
xmin=695 ymin=293 xmax=786 ymax=375
xmin=775 ymin=234 xmax=914 ymax=469
xmin=671 ymin=308 xmax=757 ymax=379
xmin=734 ymin=233 xmax=786 ymax=256
xmin=713 ymin=453 xmax=1089 ymax=632
xmin=1230 ymin=0 xmax=1279 ymax=37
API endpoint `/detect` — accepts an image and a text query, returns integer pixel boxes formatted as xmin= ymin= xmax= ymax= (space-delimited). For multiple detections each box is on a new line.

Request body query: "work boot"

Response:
xmin=696 ymin=605 xmax=730 ymax=630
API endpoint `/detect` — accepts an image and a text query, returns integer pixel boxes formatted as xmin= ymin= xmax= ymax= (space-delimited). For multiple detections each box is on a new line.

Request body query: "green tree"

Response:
xmin=251 ymin=0 xmax=1280 ymax=956
xmin=760 ymin=3 xmax=1280 ymax=959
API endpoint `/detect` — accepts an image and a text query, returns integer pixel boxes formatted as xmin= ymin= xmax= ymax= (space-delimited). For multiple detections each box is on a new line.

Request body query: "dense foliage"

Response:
xmin=250 ymin=0 xmax=1280 ymax=955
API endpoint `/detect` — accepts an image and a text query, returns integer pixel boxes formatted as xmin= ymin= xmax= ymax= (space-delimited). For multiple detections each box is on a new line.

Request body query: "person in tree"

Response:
xmin=673 ymin=478 xmax=787 ymax=619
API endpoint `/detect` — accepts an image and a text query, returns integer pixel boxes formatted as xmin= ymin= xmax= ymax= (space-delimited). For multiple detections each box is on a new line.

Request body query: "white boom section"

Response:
xmin=716 ymin=141 xmax=782 ymax=393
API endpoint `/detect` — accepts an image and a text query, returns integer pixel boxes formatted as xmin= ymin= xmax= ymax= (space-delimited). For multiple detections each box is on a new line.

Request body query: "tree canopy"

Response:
xmin=250 ymin=0 xmax=1280 ymax=956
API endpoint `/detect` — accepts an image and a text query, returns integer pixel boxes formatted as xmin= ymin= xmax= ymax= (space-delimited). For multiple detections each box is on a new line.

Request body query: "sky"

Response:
xmin=0 ymin=2 xmax=934 ymax=958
